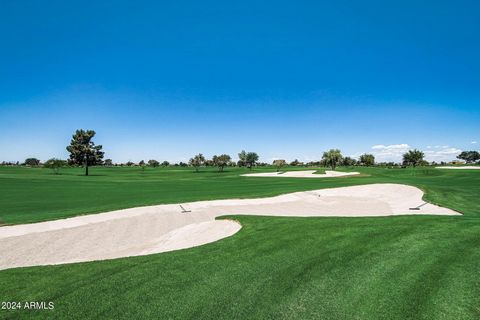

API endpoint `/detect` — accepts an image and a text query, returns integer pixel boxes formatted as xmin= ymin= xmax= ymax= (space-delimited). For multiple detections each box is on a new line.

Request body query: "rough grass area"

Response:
xmin=0 ymin=166 xmax=479 ymax=319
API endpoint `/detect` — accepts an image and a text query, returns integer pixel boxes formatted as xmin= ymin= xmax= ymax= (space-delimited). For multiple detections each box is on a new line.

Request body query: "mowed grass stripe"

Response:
xmin=0 ymin=166 xmax=479 ymax=319
xmin=1 ymin=216 xmax=479 ymax=319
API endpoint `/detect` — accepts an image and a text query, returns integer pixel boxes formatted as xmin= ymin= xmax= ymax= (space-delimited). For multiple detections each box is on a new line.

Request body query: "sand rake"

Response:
xmin=179 ymin=205 xmax=191 ymax=213
xmin=409 ymin=202 xmax=428 ymax=211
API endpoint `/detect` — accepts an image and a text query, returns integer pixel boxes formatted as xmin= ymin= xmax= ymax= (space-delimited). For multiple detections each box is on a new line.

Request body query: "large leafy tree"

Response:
xmin=66 ymin=129 xmax=104 ymax=176
xmin=290 ymin=159 xmax=300 ymax=166
xmin=322 ymin=149 xmax=343 ymax=170
xmin=237 ymin=150 xmax=247 ymax=167
xmin=273 ymin=159 xmax=286 ymax=172
xmin=139 ymin=160 xmax=146 ymax=172
xmin=359 ymin=153 xmax=375 ymax=166
xmin=245 ymin=152 xmax=259 ymax=170
xmin=212 ymin=154 xmax=231 ymax=172
xmin=402 ymin=149 xmax=425 ymax=167
xmin=342 ymin=156 xmax=357 ymax=166
xmin=189 ymin=153 xmax=206 ymax=172
xmin=148 ymin=159 xmax=160 ymax=167
xmin=24 ymin=158 xmax=40 ymax=166
xmin=457 ymin=151 xmax=480 ymax=164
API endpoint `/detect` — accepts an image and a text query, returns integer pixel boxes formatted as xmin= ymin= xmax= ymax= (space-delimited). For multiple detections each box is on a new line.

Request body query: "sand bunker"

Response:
xmin=0 ymin=184 xmax=459 ymax=270
xmin=242 ymin=170 xmax=360 ymax=178
xmin=436 ymin=166 xmax=480 ymax=170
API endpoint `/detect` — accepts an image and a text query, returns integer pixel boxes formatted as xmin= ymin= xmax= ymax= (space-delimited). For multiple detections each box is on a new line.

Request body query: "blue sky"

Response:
xmin=1 ymin=0 xmax=479 ymax=163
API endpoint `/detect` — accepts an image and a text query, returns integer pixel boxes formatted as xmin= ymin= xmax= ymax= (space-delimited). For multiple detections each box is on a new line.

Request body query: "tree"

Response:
xmin=342 ymin=157 xmax=357 ymax=166
xmin=322 ymin=149 xmax=343 ymax=170
xmin=359 ymin=153 xmax=375 ymax=166
xmin=212 ymin=154 xmax=231 ymax=172
xmin=418 ymin=160 xmax=430 ymax=166
xmin=66 ymin=129 xmax=104 ymax=176
xmin=402 ymin=149 xmax=425 ymax=167
xmin=161 ymin=161 xmax=170 ymax=167
xmin=148 ymin=159 xmax=160 ymax=167
xmin=139 ymin=160 xmax=146 ymax=172
xmin=189 ymin=153 xmax=205 ymax=172
xmin=273 ymin=159 xmax=286 ymax=172
xmin=245 ymin=152 xmax=259 ymax=170
xmin=104 ymin=159 xmax=113 ymax=166
xmin=43 ymin=158 xmax=67 ymax=174
xmin=290 ymin=159 xmax=300 ymax=166
xmin=24 ymin=158 xmax=40 ymax=166
xmin=237 ymin=150 xmax=247 ymax=167
xmin=457 ymin=151 xmax=480 ymax=164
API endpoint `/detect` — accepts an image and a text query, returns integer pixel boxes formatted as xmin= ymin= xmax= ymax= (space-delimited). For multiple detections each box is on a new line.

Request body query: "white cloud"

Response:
xmin=348 ymin=152 xmax=363 ymax=159
xmin=423 ymin=145 xmax=462 ymax=162
xmin=372 ymin=144 xmax=410 ymax=150
xmin=472 ymin=141 xmax=477 ymax=144
xmin=369 ymin=143 xmax=462 ymax=163
xmin=370 ymin=144 xmax=411 ymax=162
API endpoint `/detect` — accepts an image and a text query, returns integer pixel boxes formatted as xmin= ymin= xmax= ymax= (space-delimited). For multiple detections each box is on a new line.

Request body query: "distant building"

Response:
xmin=449 ymin=160 xmax=466 ymax=165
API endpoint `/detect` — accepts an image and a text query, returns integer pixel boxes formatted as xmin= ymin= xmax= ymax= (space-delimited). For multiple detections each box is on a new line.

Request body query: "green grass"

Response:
xmin=313 ymin=168 xmax=326 ymax=174
xmin=0 ymin=165 xmax=371 ymax=224
xmin=1 ymin=166 xmax=480 ymax=319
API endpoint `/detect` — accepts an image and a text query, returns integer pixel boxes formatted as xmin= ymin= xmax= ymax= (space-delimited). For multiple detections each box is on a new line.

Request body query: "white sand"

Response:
xmin=436 ymin=166 xmax=480 ymax=170
xmin=241 ymin=170 xmax=360 ymax=178
xmin=0 ymin=183 xmax=459 ymax=270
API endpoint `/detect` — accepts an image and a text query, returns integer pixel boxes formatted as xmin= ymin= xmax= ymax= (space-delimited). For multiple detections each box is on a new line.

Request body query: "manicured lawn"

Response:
xmin=1 ymin=165 xmax=364 ymax=225
xmin=0 ymin=166 xmax=479 ymax=319
xmin=1 ymin=165 xmax=478 ymax=225
xmin=0 ymin=165 xmax=357 ymax=224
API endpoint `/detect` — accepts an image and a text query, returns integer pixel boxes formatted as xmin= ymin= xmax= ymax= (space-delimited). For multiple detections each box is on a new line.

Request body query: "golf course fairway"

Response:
xmin=0 ymin=166 xmax=479 ymax=319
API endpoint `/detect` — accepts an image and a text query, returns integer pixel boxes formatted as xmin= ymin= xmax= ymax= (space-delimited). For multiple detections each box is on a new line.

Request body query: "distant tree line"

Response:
xmin=4 ymin=148 xmax=479 ymax=174
xmin=185 ymin=151 xmax=260 ymax=172
xmin=313 ymin=148 xmax=429 ymax=169
xmin=3 ymin=129 xmax=479 ymax=175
